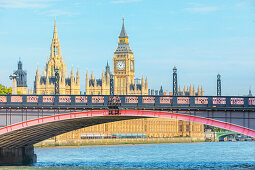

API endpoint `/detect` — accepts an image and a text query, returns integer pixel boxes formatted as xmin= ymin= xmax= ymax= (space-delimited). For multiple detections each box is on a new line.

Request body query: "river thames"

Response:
xmin=3 ymin=141 xmax=255 ymax=169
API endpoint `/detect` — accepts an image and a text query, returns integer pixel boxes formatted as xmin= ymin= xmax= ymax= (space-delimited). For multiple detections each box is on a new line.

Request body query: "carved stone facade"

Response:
xmin=86 ymin=63 xmax=111 ymax=95
xmin=34 ymin=19 xmax=80 ymax=95
xmin=54 ymin=118 xmax=205 ymax=140
xmin=86 ymin=19 xmax=148 ymax=95
xmin=178 ymin=85 xmax=204 ymax=96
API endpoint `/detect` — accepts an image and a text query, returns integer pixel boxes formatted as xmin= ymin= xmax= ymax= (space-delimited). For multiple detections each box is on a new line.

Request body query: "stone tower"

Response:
xmin=34 ymin=19 xmax=80 ymax=95
xmin=12 ymin=59 xmax=27 ymax=94
xmin=85 ymin=18 xmax=148 ymax=95
xmin=113 ymin=18 xmax=148 ymax=95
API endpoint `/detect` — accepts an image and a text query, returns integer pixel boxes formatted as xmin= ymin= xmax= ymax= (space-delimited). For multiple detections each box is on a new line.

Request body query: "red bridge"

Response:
xmin=0 ymin=95 xmax=255 ymax=165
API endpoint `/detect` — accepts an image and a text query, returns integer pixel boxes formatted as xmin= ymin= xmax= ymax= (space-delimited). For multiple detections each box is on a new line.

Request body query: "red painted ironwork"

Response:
xmin=43 ymin=96 xmax=54 ymax=103
xmin=92 ymin=96 xmax=104 ymax=103
xmin=249 ymin=98 xmax=255 ymax=105
xmin=125 ymin=97 xmax=138 ymax=103
xmin=213 ymin=97 xmax=226 ymax=104
xmin=0 ymin=110 xmax=255 ymax=138
xmin=27 ymin=96 xmax=38 ymax=103
xmin=59 ymin=96 xmax=71 ymax=103
xmin=177 ymin=97 xmax=190 ymax=104
xmin=160 ymin=97 xmax=172 ymax=104
xmin=11 ymin=96 xmax=22 ymax=103
xmin=143 ymin=97 xmax=155 ymax=104
xmin=230 ymin=98 xmax=244 ymax=105
xmin=195 ymin=97 xmax=208 ymax=104
xmin=75 ymin=96 xmax=87 ymax=103
xmin=0 ymin=96 xmax=7 ymax=103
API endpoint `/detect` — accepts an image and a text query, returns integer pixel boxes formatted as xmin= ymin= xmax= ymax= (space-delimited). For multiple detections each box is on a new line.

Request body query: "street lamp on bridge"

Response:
xmin=9 ymin=74 xmax=19 ymax=95
xmin=54 ymin=68 xmax=60 ymax=95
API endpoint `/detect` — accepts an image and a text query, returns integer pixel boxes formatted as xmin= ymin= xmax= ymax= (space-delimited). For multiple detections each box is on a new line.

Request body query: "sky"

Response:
xmin=0 ymin=0 xmax=254 ymax=96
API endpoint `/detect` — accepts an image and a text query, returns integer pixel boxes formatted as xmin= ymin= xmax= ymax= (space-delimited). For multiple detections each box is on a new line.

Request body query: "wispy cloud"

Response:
xmin=235 ymin=0 xmax=254 ymax=10
xmin=42 ymin=9 xmax=79 ymax=16
xmin=0 ymin=0 xmax=56 ymax=8
xmin=185 ymin=6 xmax=218 ymax=13
xmin=185 ymin=2 xmax=219 ymax=13
xmin=111 ymin=0 xmax=142 ymax=4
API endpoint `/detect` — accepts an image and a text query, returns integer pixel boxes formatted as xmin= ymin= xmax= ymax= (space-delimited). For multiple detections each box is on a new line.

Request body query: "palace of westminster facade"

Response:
xmin=11 ymin=19 xmax=204 ymax=139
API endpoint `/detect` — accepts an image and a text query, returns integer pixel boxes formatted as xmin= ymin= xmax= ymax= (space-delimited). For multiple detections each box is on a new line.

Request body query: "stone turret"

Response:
xmin=193 ymin=85 xmax=195 ymax=96
xmin=145 ymin=76 xmax=148 ymax=89
xmin=177 ymin=84 xmax=204 ymax=96
xmin=86 ymin=62 xmax=111 ymax=95
xmin=11 ymin=59 xmax=27 ymax=94
xmin=76 ymin=69 xmax=80 ymax=84
xmin=197 ymin=86 xmax=201 ymax=96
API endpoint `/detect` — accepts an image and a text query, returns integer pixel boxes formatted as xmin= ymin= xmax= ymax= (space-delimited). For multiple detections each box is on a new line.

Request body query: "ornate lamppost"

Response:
xmin=54 ymin=68 xmax=60 ymax=95
xmin=9 ymin=74 xmax=19 ymax=95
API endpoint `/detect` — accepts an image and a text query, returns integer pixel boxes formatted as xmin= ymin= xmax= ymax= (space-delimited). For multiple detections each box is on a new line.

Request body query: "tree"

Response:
xmin=204 ymin=125 xmax=227 ymax=132
xmin=0 ymin=84 xmax=12 ymax=95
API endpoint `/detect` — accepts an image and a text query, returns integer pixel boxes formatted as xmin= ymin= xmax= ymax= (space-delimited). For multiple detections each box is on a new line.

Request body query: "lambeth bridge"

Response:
xmin=0 ymin=95 xmax=255 ymax=165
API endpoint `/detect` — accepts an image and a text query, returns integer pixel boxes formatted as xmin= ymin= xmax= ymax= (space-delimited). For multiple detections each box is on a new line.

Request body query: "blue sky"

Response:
xmin=0 ymin=0 xmax=254 ymax=95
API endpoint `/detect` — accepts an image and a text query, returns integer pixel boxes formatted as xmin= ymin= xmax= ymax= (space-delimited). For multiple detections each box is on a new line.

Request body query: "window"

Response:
xmin=53 ymin=46 xmax=58 ymax=55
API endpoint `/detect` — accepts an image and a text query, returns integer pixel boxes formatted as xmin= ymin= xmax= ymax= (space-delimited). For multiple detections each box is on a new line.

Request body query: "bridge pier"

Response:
xmin=0 ymin=145 xmax=37 ymax=165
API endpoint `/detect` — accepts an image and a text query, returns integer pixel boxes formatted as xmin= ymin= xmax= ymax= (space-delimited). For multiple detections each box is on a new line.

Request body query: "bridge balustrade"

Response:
xmin=0 ymin=95 xmax=255 ymax=109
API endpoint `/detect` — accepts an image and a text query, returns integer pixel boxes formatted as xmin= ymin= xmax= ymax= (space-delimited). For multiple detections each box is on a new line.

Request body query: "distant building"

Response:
xmin=248 ymin=89 xmax=253 ymax=97
xmin=159 ymin=85 xmax=163 ymax=95
xmin=11 ymin=59 xmax=27 ymax=94
xmin=52 ymin=118 xmax=205 ymax=141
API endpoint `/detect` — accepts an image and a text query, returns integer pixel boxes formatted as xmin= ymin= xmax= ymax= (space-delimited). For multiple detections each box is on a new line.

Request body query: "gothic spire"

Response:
xmin=115 ymin=17 xmax=132 ymax=53
xmin=18 ymin=59 xmax=22 ymax=70
xmin=50 ymin=17 xmax=61 ymax=60
xmin=53 ymin=17 xmax=58 ymax=39
xmin=119 ymin=17 xmax=127 ymax=38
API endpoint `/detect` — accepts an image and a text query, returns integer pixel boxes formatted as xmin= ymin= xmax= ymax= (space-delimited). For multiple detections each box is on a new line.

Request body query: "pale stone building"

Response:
xmin=178 ymin=85 xmax=204 ymax=96
xmin=86 ymin=18 xmax=148 ymax=95
xmin=55 ymin=118 xmax=204 ymax=140
xmin=86 ymin=63 xmax=111 ymax=95
xmin=34 ymin=19 xmax=80 ymax=95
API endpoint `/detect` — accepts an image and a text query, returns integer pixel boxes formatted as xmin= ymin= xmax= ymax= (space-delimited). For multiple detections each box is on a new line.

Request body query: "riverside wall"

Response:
xmin=35 ymin=137 xmax=205 ymax=147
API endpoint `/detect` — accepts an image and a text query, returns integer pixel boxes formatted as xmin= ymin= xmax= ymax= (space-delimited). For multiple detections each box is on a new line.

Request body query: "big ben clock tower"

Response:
xmin=113 ymin=18 xmax=135 ymax=95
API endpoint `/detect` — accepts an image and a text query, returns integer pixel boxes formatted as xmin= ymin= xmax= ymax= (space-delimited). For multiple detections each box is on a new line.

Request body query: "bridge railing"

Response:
xmin=0 ymin=95 xmax=255 ymax=109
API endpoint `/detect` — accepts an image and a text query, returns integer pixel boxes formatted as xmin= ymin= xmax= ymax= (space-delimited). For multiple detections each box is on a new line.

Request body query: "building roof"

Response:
xmin=115 ymin=43 xmax=132 ymax=53
xmin=115 ymin=18 xmax=133 ymax=54
xmin=119 ymin=17 xmax=128 ymax=38
xmin=130 ymin=84 xmax=142 ymax=91
xmin=13 ymin=60 xmax=27 ymax=87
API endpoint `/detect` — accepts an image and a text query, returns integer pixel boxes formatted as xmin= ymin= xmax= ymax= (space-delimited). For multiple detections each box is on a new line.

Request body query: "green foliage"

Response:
xmin=204 ymin=125 xmax=227 ymax=132
xmin=0 ymin=84 xmax=12 ymax=95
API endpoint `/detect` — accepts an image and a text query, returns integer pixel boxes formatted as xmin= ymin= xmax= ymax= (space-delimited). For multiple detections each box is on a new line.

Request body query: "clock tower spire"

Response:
xmin=113 ymin=18 xmax=136 ymax=95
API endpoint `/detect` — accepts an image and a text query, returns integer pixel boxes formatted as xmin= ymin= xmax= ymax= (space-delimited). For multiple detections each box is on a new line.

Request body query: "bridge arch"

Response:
xmin=0 ymin=110 xmax=255 ymax=148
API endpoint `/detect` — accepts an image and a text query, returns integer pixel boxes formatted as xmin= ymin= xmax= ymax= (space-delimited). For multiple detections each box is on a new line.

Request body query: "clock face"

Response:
xmin=117 ymin=61 xmax=125 ymax=70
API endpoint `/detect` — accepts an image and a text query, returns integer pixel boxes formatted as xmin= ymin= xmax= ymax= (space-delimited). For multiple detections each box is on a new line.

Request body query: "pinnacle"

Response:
xmin=53 ymin=17 xmax=58 ymax=39
xmin=119 ymin=17 xmax=128 ymax=38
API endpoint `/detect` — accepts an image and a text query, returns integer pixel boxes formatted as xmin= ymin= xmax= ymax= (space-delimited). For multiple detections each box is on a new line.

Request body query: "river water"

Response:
xmin=3 ymin=142 xmax=255 ymax=169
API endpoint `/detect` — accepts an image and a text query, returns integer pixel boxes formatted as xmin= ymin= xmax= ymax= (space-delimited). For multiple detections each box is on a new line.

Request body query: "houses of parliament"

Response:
xmin=86 ymin=19 xmax=148 ymax=95
xmin=10 ymin=18 xmax=205 ymax=140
